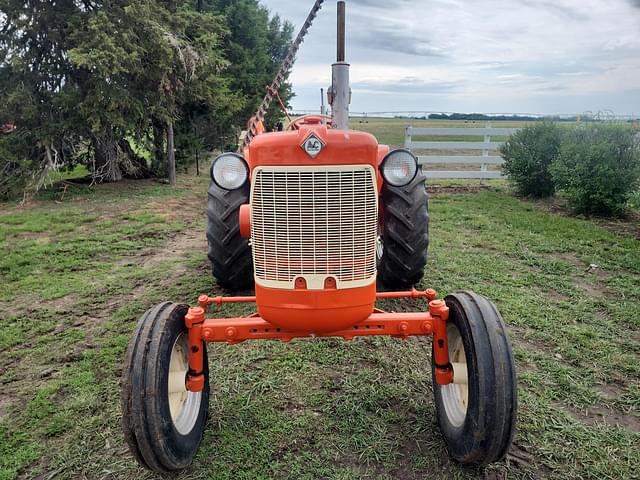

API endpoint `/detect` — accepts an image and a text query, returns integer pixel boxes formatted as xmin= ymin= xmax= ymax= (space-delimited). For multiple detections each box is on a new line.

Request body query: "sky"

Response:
xmin=259 ymin=0 xmax=640 ymax=116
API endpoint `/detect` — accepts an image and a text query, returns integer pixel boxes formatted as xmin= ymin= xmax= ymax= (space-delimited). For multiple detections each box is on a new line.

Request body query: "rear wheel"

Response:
xmin=206 ymin=180 xmax=254 ymax=290
xmin=121 ymin=302 xmax=210 ymax=472
xmin=377 ymin=168 xmax=429 ymax=288
xmin=433 ymin=291 xmax=517 ymax=465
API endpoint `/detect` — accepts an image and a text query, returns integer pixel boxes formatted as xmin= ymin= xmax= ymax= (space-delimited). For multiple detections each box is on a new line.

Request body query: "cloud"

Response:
xmin=351 ymin=28 xmax=445 ymax=58
xmin=261 ymin=0 xmax=640 ymax=115
xmin=354 ymin=76 xmax=463 ymax=94
xmin=519 ymin=0 xmax=589 ymax=20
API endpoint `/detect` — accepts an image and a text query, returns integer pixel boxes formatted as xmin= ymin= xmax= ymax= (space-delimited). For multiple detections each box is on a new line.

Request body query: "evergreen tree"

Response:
xmin=0 ymin=0 xmax=294 ymax=197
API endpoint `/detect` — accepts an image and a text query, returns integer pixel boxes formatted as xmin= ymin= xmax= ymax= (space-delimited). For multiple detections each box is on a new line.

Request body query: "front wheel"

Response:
xmin=432 ymin=291 xmax=517 ymax=466
xmin=121 ymin=302 xmax=210 ymax=472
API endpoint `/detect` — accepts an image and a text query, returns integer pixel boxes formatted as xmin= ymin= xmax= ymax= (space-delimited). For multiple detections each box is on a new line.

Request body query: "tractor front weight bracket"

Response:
xmin=184 ymin=288 xmax=453 ymax=392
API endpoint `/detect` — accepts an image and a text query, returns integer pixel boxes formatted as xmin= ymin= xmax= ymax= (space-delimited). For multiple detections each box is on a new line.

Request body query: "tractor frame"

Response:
xmin=182 ymin=288 xmax=454 ymax=393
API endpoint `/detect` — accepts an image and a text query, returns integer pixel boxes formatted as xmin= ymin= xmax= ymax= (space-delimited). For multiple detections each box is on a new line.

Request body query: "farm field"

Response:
xmin=349 ymin=117 xmax=534 ymax=148
xmin=350 ymin=117 xmax=539 ymax=174
xmin=1 ymin=146 xmax=639 ymax=478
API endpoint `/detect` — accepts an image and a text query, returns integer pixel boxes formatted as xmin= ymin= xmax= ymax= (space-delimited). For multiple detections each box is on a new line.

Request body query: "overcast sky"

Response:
xmin=259 ymin=0 xmax=640 ymax=116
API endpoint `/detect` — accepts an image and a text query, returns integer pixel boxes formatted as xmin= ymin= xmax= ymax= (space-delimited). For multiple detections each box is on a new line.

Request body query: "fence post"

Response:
xmin=481 ymin=121 xmax=490 ymax=173
xmin=404 ymin=126 xmax=411 ymax=149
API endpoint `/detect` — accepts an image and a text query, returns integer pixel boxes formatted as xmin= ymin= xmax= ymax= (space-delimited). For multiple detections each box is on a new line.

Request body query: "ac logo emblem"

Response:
xmin=301 ymin=134 xmax=325 ymax=158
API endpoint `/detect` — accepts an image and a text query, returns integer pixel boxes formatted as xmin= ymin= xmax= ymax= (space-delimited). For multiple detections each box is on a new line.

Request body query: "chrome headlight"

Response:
xmin=380 ymin=149 xmax=418 ymax=187
xmin=211 ymin=153 xmax=248 ymax=190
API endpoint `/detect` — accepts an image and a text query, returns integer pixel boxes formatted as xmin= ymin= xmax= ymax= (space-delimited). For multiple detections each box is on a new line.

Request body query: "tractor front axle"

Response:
xmin=183 ymin=288 xmax=454 ymax=392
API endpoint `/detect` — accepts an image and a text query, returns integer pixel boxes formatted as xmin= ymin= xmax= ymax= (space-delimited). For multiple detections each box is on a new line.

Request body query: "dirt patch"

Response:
xmin=0 ymin=225 xmax=208 ymax=432
xmin=547 ymin=252 xmax=614 ymax=298
xmin=148 ymin=196 xmax=204 ymax=219
xmin=509 ymin=326 xmax=552 ymax=355
xmin=428 ymin=184 xmax=494 ymax=195
xmin=141 ymin=229 xmax=206 ymax=269
xmin=532 ymin=285 xmax=571 ymax=302
xmin=594 ymin=211 xmax=640 ymax=240
xmin=391 ymin=436 xmax=428 ymax=480
xmin=597 ymin=383 xmax=626 ymax=401
xmin=507 ymin=441 xmax=553 ymax=476
xmin=572 ymin=275 xmax=612 ymax=298
xmin=531 ymin=198 xmax=640 ymax=239
xmin=0 ymin=293 xmax=79 ymax=317
xmin=0 ymin=391 xmax=18 ymax=421
xmin=552 ymin=252 xmax=584 ymax=269
xmin=546 ymin=290 xmax=571 ymax=302
xmin=557 ymin=402 xmax=640 ymax=433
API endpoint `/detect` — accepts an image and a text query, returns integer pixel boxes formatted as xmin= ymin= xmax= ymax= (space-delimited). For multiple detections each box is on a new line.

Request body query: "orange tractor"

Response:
xmin=121 ymin=1 xmax=516 ymax=473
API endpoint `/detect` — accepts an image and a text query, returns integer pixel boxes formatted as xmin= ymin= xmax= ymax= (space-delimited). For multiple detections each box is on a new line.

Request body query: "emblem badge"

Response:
xmin=301 ymin=134 xmax=325 ymax=158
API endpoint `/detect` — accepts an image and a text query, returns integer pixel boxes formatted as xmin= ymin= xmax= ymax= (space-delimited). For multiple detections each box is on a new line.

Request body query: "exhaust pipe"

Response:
xmin=330 ymin=0 xmax=350 ymax=130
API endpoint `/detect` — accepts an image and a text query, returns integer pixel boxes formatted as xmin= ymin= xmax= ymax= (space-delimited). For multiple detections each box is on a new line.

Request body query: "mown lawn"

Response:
xmin=0 ymin=171 xmax=638 ymax=479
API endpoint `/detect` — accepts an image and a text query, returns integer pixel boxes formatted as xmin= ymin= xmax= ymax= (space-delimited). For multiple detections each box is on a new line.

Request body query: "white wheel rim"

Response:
xmin=440 ymin=323 xmax=468 ymax=427
xmin=376 ymin=236 xmax=384 ymax=260
xmin=168 ymin=333 xmax=202 ymax=435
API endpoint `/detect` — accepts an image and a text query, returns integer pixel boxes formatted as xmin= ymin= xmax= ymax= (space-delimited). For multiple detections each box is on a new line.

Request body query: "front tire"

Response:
xmin=433 ymin=291 xmax=517 ymax=465
xmin=121 ymin=302 xmax=210 ymax=472
xmin=377 ymin=168 xmax=429 ymax=288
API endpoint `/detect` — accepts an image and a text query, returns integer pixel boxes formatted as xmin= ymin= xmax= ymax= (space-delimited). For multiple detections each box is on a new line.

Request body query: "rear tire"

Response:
xmin=377 ymin=168 xmax=429 ymax=288
xmin=121 ymin=302 xmax=210 ymax=472
xmin=432 ymin=291 xmax=517 ymax=466
xmin=206 ymin=180 xmax=254 ymax=290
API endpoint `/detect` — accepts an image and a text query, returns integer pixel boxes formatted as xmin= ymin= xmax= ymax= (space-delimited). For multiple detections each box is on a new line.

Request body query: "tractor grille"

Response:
xmin=250 ymin=165 xmax=378 ymax=289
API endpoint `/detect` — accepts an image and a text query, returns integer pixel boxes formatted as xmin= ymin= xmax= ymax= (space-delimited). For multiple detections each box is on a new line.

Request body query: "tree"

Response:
xmin=209 ymin=0 xmax=294 ymax=130
xmin=0 ymin=0 xmax=294 ymax=197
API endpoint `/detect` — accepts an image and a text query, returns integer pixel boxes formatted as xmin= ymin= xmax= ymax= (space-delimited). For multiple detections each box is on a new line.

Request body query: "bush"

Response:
xmin=500 ymin=122 xmax=562 ymax=197
xmin=551 ymin=124 xmax=640 ymax=216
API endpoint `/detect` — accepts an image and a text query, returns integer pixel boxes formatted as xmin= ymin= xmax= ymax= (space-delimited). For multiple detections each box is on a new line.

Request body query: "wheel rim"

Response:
xmin=168 ymin=333 xmax=202 ymax=435
xmin=440 ymin=323 xmax=468 ymax=427
xmin=376 ymin=236 xmax=384 ymax=260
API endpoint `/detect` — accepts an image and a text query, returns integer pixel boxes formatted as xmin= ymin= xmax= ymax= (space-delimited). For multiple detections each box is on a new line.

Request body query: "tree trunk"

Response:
xmin=118 ymin=139 xmax=152 ymax=179
xmin=92 ymin=132 xmax=122 ymax=183
xmin=167 ymin=121 xmax=176 ymax=186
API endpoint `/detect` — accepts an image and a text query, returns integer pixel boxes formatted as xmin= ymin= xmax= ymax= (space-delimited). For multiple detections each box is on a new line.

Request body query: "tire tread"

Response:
xmin=433 ymin=291 xmax=517 ymax=466
xmin=206 ymin=181 xmax=253 ymax=290
xmin=378 ymin=169 xmax=429 ymax=288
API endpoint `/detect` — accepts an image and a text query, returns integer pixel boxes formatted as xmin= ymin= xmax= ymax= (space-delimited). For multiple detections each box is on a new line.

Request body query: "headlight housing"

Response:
xmin=380 ymin=149 xmax=418 ymax=187
xmin=211 ymin=153 xmax=249 ymax=190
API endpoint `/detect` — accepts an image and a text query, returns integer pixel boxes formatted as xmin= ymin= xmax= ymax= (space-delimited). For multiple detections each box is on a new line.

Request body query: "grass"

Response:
xmin=1 ymin=136 xmax=639 ymax=479
xmin=350 ymin=117 xmax=533 ymax=148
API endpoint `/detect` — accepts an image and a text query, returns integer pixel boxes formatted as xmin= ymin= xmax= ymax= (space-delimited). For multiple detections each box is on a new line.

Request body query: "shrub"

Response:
xmin=500 ymin=122 xmax=562 ymax=197
xmin=551 ymin=124 xmax=640 ymax=216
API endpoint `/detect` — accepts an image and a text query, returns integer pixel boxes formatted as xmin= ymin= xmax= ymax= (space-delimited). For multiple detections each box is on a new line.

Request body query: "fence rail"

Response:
xmin=405 ymin=125 xmax=521 ymax=179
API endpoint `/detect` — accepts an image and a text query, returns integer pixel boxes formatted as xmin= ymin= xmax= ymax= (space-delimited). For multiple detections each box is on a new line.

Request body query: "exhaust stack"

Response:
xmin=330 ymin=1 xmax=350 ymax=130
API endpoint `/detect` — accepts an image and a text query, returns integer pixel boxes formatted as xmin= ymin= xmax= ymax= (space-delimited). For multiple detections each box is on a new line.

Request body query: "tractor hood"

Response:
xmin=245 ymin=122 xmax=383 ymax=171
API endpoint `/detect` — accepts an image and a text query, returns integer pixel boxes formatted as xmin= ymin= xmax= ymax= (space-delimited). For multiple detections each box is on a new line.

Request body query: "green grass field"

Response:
xmin=1 ymin=127 xmax=639 ymax=479
xmin=349 ymin=117 xmax=533 ymax=148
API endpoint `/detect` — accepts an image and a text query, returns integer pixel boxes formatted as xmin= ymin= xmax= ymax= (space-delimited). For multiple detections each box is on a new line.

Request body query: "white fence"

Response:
xmin=405 ymin=125 xmax=521 ymax=179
